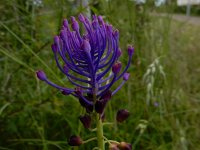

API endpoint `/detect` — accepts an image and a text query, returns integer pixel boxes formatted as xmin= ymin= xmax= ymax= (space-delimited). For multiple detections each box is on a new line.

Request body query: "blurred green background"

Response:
xmin=0 ymin=0 xmax=200 ymax=149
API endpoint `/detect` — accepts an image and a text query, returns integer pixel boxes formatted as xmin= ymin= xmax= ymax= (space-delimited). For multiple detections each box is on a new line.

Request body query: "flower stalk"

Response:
xmin=93 ymin=88 xmax=104 ymax=150
xmin=36 ymin=13 xmax=134 ymax=149
xmin=96 ymin=113 xmax=104 ymax=150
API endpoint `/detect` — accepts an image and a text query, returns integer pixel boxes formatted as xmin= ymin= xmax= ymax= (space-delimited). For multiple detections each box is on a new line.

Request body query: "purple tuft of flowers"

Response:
xmin=36 ymin=14 xmax=134 ymax=112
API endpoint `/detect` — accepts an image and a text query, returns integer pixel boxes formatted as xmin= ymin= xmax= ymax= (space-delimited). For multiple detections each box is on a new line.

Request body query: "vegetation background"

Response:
xmin=0 ymin=0 xmax=200 ymax=149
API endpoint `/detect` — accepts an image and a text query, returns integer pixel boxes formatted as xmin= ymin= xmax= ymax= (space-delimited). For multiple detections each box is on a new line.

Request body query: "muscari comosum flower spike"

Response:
xmin=36 ymin=13 xmax=134 ymax=112
xmin=36 ymin=13 xmax=134 ymax=149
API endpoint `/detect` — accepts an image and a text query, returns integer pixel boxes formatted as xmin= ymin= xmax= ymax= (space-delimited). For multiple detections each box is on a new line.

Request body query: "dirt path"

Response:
xmin=153 ymin=13 xmax=200 ymax=26
xmin=171 ymin=14 xmax=200 ymax=26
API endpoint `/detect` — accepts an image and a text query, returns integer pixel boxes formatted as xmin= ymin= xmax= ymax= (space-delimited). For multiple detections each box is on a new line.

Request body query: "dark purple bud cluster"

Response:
xmin=36 ymin=14 xmax=134 ymax=114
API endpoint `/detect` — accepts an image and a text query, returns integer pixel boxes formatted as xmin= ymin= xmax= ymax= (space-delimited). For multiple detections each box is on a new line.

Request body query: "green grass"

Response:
xmin=0 ymin=0 xmax=200 ymax=149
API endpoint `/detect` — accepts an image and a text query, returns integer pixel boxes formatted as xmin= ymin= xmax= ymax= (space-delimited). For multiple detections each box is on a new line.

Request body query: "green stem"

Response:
xmin=102 ymin=122 xmax=114 ymax=126
xmin=83 ymin=137 xmax=97 ymax=144
xmin=96 ymin=113 xmax=105 ymax=150
xmin=93 ymin=86 xmax=105 ymax=150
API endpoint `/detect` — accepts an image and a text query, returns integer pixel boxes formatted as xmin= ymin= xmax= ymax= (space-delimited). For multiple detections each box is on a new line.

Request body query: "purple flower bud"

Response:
xmin=98 ymin=16 xmax=104 ymax=24
xmin=113 ymin=29 xmax=119 ymax=39
xmin=100 ymin=90 xmax=112 ymax=101
xmin=84 ymin=17 xmax=90 ymax=24
xmin=79 ymin=115 xmax=92 ymax=128
xmin=36 ymin=70 xmax=47 ymax=81
xmin=92 ymin=20 xmax=98 ymax=30
xmin=71 ymin=17 xmax=79 ymax=31
xmin=60 ymin=30 xmax=66 ymax=40
xmin=116 ymin=109 xmax=130 ymax=123
xmin=70 ymin=16 xmax=76 ymax=22
xmin=117 ymin=48 xmax=122 ymax=58
xmin=51 ymin=44 xmax=57 ymax=53
xmin=123 ymin=73 xmax=130 ymax=81
xmin=128 ymin=45 xmax=134 ymax=56
xmin=68 ymin=135 xmax=83 ymax=146
xmin=112 ymin=62 xmax=122 ymax=74
xmin=79 ymin=97 xmax=93 ymax=113
xmin=81 ymin=40 xmax=91 ymax=52
xmin=86 ymin=104 xmax=94 ymax=113
xmin=92 ymin=14 xmax=97 ymax=20
xmin=63 ymin=19 xmax=69 ymax=28
xmin=78 ymin=13 xmax=85 ymax=22
xmin=95 ymin=99 xmax=107 ymax=114
xmin=77 ymin=94 xmax=93 ymax=112
xmin=54 ymin=36 xmax=60 ymax=44
xmin=117 ymin=142 xmax=132 ymax=150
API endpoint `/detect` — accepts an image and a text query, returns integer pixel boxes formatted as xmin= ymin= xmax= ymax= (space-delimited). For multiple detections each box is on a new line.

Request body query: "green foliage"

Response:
xmin=0 ymin=0 xmax=200 ymax=149
xmin=173 ymin=5 xmax=200 ymax=16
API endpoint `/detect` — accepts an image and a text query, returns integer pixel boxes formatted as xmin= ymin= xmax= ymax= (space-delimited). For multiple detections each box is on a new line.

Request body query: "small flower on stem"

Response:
xmin=123 ymin=73 xmax=130 ymax=81
xmin=95 ymin=90 xmax=112 ymax=114
xmin=109 ymin=143 xmax=119 ymax=150
xmin=79 ymin=115 xmax=92 ymax=129
xmin=68 ymin=135 xmax=83 ymax=146
xmin=117 ymin=142 xmax=132 ymax=150
xmin=116 ymin=109 xmax=130 ymax=123
xmin=36 ymin=70 xmax=47 ymax=81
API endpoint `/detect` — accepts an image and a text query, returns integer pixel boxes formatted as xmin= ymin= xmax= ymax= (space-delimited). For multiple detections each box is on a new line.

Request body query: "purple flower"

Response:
xmin=36 ymin=14 xmax=134 ymax=111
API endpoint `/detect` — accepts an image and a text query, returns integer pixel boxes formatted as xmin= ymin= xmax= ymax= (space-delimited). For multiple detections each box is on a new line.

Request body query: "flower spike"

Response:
xmin=36 ymin=13 xmax=134 ymax=149
xmin=36 ymin=13 xmax=134 ymax=103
